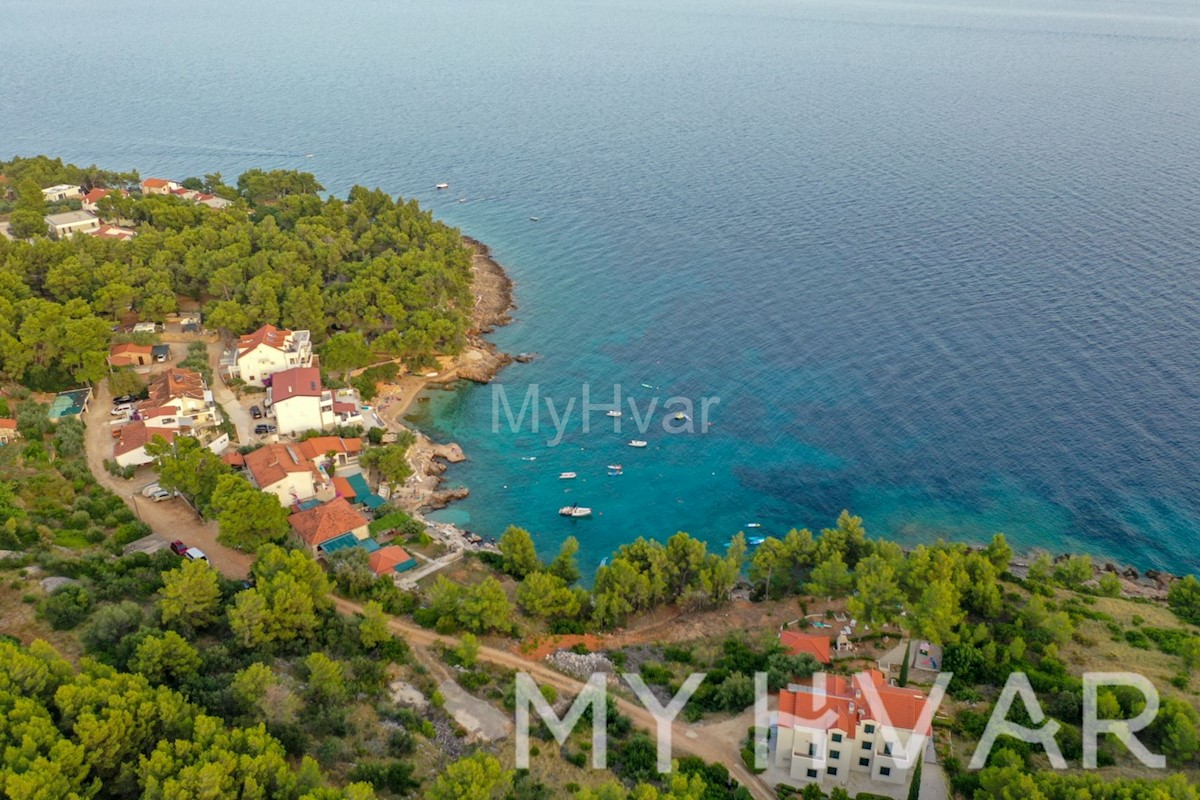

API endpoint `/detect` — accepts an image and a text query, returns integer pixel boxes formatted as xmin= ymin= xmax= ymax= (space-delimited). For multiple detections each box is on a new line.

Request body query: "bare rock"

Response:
xmin=40 ymin=576 xmax=79 ymax=594
xmin=1123 ymin=566 xmax=1140 ymax=581
xmin=433 ymin=443 xmax=466 ymax=463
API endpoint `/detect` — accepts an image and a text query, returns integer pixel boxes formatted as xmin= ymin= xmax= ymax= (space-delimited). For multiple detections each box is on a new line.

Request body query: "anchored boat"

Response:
xmin=559 ymin=504 xmax=593 ymax=518
xmin=627 ymin=440 xmax=648 ymax=448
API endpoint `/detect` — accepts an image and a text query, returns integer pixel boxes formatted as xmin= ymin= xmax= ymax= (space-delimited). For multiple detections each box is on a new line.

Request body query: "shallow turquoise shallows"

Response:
xmin=5 ymin=0 xmax=1200 ymax=576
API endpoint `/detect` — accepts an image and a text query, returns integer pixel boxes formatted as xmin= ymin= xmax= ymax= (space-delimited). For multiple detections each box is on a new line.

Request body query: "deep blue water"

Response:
xmin=5 ymin=0 xmax=1200 ymax=576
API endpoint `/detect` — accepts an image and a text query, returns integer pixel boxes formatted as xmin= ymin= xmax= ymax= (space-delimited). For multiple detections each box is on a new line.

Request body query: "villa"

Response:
xmin=113 ymin=422 xmax=177 ymax=467
xmin=288 ymin=497 xmax=371 ymax=555
xmin=779 ymin=630 xmax=833 ymax=665
xmin=41 ymin=184 xmax=82 ymax=202
xmin=222 ymin=324 xmax=313 ymax=387
xmin=245 ymin=443 xmax=324 ymax=506
xmin=45 ymin=210 xmax=100 ymax=239
xmin=772 ymin=669 xmax=931 ymax=794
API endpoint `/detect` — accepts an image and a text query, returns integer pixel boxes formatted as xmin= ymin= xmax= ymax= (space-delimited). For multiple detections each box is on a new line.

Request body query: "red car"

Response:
xmin=169 ymin=540 xmax=188 ymax=556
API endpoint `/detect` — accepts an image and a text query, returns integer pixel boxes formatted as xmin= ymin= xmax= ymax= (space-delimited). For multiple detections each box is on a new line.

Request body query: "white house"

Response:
xmin=773 ymin=669 xmax=931 ymax=794
xmin=268 ymin=366 xmax=332 ymax=436
xmin=137 ymin=368 xmax=222 ymax=437
xmin=45 ymin=210 xmax=100 ymax=239
xmin=113 ymin=421 xmax=176 ymax=467
xmin=245 ymin=443 xmax=323 ymax=506
xmin=224 ymin=325 xmax=313 ymax=387
xmin=42 ymin=184 xmax=82 ymax=202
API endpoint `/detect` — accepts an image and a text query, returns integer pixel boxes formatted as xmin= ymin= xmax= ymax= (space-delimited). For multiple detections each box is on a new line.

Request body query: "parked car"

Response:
xmin=250 ymin=405 xmax=263 ymax=419
xmin=184 ymin=547 xmax=207 ymax=561
xmin=111 ymin=405 xmax=133 ymax=416
xmin=150 ymin=489 xmax=172 ymax=502
xmin=112 ymin=395 xmax=138 ymax=405
xmin=254 ymin=423 xmax=276 ymax=435
xmin=169 ymin=540 xmax=188 ymax=556
xmin=141 ymin=483 xmax=162 ymax=497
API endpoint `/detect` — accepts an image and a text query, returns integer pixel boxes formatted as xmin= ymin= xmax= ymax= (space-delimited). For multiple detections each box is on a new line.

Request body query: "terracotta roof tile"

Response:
xmin=780 ymin=630 xmax=832 ymax=664
xmin=288 ymin=497 xmax=369 ymax=548
xmin=369 ymin=546 xmax=414 ymax=575
xmin=245 ymin=443 xmax=320 ymax=489
xmin=113 ymin=420 xmax=175 ymax=457
xmin=271 ymin=367 xmax=322 ymax=403
xmin=236 ymin=324 xmax=294 ymax=357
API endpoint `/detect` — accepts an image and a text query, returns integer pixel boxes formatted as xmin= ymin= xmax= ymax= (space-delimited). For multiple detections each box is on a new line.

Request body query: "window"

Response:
xmin=864 ymin=724 xmax=876 ymax=734
xmin=883 ymin=743 xmax=893 ymax=756
xmin=862 ymin=741 xmax=872 ymax=751
xmin=859 ymin=757 xmax=870 ymax=767
xmin=880 ymin=767 xmax=892 ymax=777
xmin=806 ymin=769 xmax=818 ymax=779
xmin=826 ymin=767 xmax=838 ymax=776
xmin=830 ymin=750 xmax=841 ymax=760
xmin=831 ymin=733 xmax=843 ymax=743
xmin=807 ymin=743 xmax=816 ymax=757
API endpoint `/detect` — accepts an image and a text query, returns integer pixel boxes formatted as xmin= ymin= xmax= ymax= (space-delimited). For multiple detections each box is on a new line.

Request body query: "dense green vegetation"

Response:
xmin=0 ymin=404 xmax=149 ymax=552
xmin=0 ymin=155 xmax=475 ymax=391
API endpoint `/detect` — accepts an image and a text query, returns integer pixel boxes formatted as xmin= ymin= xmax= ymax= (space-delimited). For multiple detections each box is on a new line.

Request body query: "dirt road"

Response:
xmin=331 ymin=596 xmax=775 ymax=800
xmin=84 ymin=380 xmax=252 ymax=578
xmin=84 ymin=381 xmax=770 ymax=798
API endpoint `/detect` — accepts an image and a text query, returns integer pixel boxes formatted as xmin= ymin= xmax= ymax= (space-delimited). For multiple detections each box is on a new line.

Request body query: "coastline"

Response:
xmin=364 ymin=240 xmax=1186 ymax=598
xmin=373 ymin=236 xmax=516 ymax=528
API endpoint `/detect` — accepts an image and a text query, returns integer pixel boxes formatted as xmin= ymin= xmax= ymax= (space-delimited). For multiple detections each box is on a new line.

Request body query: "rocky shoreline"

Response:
xmin=372 ymin=237 xmax=518 ymax=537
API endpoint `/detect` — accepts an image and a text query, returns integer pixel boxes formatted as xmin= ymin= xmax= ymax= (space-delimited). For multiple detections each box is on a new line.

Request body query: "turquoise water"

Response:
xmin=5 ymin=0 xmax=1200 ymax=576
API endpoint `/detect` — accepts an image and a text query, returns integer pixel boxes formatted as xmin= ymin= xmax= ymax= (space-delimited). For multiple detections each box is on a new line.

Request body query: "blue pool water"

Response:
xmin=4 ymin=0 xmax=1199 ymax=576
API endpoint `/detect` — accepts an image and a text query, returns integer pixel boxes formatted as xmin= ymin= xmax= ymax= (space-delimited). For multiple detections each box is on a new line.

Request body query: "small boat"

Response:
xmin=606 ymin=464 xmax=623 ymax=471
xmin=305 ymin=153 xmax=314 ymax=158
xmin=606 ymin=410 xmax=622 ymax=418
xmin=599 ymin=557 xmax=608 ymax=567
xmin=529 ymin=216 xmax=540 ymax=222
xmin=520 ymin=456 xmax=537 ymax=461
xmin=673 ymin=412 xmax=688 ymax=421
xmin=627 ymin=440 xmax=648 ymax=448
xmin=559 ymin=472 xmax=577 ymax=480
xmin=607 ymin=469 xmax=623 ymax=477
xmin=641 ymin=383 xmax=655 ymax=389
xmin=746 ymin=522 xmax=762 ymax=528
xmin=559 ymin=504 xmax=592 ymax=518
xmin=435 ymin=183 xmax=449 ymax=190
xmin=748 ymin=536 xmax=766 ymax=546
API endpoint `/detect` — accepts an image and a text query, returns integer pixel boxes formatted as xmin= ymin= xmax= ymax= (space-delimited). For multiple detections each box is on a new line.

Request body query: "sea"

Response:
xmin=4 ymin=0 xmax=1199 ymax=577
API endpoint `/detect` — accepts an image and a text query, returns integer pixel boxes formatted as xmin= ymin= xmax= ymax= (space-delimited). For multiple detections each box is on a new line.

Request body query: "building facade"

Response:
xmin=773 ymin=670 xmax=930 ymax=793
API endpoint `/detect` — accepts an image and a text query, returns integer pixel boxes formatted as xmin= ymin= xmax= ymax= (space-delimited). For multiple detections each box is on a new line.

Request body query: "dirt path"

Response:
xmin=330 ymin=596 xmax=775 ymax=800
xmin=84 ymin=380 xmax=252 ymax=579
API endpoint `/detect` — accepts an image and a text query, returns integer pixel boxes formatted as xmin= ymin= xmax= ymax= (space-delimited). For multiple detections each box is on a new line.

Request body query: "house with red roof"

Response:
xmin=108 ymin=342 xmax=153 ymax=368
xmin=141 ymin=178 xmax=182 ymax=195
xmin=0 ymin=418 xmax=19 ymax=445
xmin=222 ymin=324 xmax=313 ymax=387
xmin=369 ymin=545 xmax=417 ymax=576
xmin=269 ymin=366 xmax=334 ymax=436
xmin=287 ymin=497 xmax=370 ymax=554
xmin=245 ymin=443 xmax=325 ymax=506
xmin=780 ymin=630 xmax=832 ymax=665
xmin=89 ymin=224 xmax=137 ymax=241
xmin=113 ymin=421 xmax=177 ymax=467
xmin=773 ymin=669 xmax=932 ymax=793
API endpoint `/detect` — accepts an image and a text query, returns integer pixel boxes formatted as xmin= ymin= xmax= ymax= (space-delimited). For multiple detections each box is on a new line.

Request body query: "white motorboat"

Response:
xmin=559 ymin=472 xmax=577 ymax=479
xmin=606 ymin=410 xmax=622 ymax=417
xmin=436 ymin=183 xmax=449 ymax=189
xmin=559 ymin=505 xmax=593 ymax=518
xmin=746 ymin=522 xmax=762 ymax=528
xmin=606 ymin=464 xmax=623 ymax=471
xmin=674 ymin=412 xmax=689 ymax=421
xmin=627 ymin=440 xmax=648 ymax=448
